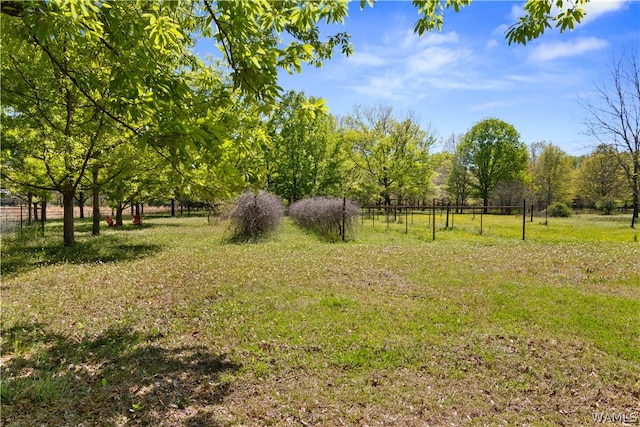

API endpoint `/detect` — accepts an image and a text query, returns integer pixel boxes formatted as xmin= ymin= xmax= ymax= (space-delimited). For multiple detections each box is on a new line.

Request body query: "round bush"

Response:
xmin=290 ymin=197 xmax=359 ymax=239
xmin=596 ymin=197 xmax=617 ymax=215
xmin=228 ymin=191 xmax=284 ymax=240
xmin=547 ymin=202 xmax=572 ymax=218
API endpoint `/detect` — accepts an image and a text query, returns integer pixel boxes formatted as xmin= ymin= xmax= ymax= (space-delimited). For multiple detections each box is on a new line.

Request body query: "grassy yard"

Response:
xmin=1 ymin=213 xmax=639 ymax=426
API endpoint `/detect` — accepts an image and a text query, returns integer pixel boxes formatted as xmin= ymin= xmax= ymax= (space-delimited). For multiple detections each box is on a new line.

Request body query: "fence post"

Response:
xmin=480 ymin=210 xmax=483 ymax=235
xmin=451 ymin=207 xmax=454 ymax=229
xmin=386 ymin=205 xmax=389 ymax=230
xmin=405 ymin=207 xmax=408 ymax=234
xmin=342 ymin=196 xmax=346 ymax=242
xmin=445 ymin=201 xmax=450 ymax=229
xmin=432 ymin=199 xmax=436 ymax=241
xmin=522 ymin=199 xmax=526 ymax=241
xmin=530 ymin=203 xmax=534 ymax=222
xmin=41 ymin=201 xmax=46 ymax=235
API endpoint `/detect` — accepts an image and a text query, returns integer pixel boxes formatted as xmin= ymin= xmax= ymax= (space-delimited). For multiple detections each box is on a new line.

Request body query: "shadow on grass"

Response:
xmin=1 ymin=323 xmax=239 ymax=426
xmin=0 ymin=232 xmax=162 ymax=276
xmin=45 ymin=219 xmax=160 ymax=234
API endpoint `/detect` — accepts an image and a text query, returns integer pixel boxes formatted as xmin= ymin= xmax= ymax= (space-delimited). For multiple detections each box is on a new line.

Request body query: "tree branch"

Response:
xmin=31 ymin=34 xmax=142 ymax=137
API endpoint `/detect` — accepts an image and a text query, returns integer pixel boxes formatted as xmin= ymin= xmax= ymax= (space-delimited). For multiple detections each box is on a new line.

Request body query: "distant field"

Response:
xmin=1 ymin=214 xmax=639 ymax=425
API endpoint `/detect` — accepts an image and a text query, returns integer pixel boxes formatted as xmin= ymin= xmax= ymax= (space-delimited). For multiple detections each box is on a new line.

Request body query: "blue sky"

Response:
xmin=274 ymin=1 xmax=640 ymax=155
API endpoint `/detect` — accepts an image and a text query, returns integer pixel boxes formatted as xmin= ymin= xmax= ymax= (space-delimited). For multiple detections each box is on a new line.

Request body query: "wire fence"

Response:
xmin=359 ymin=199 xmax=531 ymax=240
xmin=0 ymin=205 xmax=172 ymax=235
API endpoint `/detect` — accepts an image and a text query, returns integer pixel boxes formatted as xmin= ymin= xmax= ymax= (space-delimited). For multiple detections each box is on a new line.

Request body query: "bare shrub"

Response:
xmin=227 ymin=191 xmax=284 ymax=241
xmin=290 ymin=197 xmax=359 ymax=239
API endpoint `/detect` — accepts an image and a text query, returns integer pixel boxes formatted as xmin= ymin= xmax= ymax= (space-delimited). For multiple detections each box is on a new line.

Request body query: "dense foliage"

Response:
xmin=343 ymin=105 xmax=435 ymax=206
xmin=262 ymin=91 xmax=346 ymax=203
xmin=547 ymin=202 xmax=573 ymax=218
xmin=453 ymin=118 xmax=529 ymax=210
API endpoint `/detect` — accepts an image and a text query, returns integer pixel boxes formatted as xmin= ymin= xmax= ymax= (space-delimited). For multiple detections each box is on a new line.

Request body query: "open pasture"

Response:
xmin=1 ymin=214 xmax=639 ymax=425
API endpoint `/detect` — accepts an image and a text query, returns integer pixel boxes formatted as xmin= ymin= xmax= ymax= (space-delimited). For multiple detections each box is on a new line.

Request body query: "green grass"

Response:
xmin=1 ymin=213 xmax=639 ymax=425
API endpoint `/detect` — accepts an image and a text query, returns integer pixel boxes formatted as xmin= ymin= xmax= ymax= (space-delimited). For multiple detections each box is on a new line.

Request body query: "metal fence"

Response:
xmin=360 ymin=199 xmax=530 ymax=240
xmin=0 ymin=205 xmax=172 ymax=235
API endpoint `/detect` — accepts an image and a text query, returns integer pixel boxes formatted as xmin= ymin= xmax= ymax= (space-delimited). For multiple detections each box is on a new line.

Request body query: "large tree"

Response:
xmin=344 ymin=105 xmax=435 ymax=206
xmin=581 ymin=49 xmax=640 ymax=227
xmin=446 ymin=155 xmax=473 ymax=208
xmin=574 ymin=144 xmax=630 ymax=212
xmin=455 ymin=118 xmax=528 ymax=210
xmin=531 ymin=143 xmax=574 ymax=210
xmin=263 ymin=91 xmax=346 ymax=204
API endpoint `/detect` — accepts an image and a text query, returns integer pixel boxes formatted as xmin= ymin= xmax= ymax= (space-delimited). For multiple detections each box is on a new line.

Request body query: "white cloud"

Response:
xmin=581 ymin=0 xmax=627 ymax=24
xmin=347 ymin=52 xmax=387 ymax=67
xmin=492 ymin=24 xmax=509 ymax=37
xmin=509 ymin=4 xmax=524 ymax=21
xmin=400 ymin=30 xmax=460 ymax=50
xmin=405 ymin=46 xmax=472 ymax=75
xmin=352 ymin=73 xmax=407 ymax=99
xmin=528 ymin=37 xmax=609 ymax=62
xmin=505 ymin=71 xmax=580 ymax=88
xmin=485 ymin=39 xmax=499 ymax=50
xmin=507 ymin=74 xmax=541 ymax=84
xmin=470 ymin=100 xmax=508 ymax=112
xmin=344 ymin=28 xmax=473 ymax=100
xmin=426 ymin=76 xmax=512 ymax=91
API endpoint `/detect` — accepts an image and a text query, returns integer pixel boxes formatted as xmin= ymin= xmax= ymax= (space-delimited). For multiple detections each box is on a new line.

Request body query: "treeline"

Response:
xmin=5 ymin=89 xmax=635 ymax=224
xmin=1 ymin=2 xmax=638 ymax=247
xmin=260 ymin=100 xmax=637 ymax=216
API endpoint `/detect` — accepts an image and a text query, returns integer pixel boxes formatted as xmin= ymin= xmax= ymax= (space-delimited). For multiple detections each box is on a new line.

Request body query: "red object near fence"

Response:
xmin=132 ymin=215 xmax=141 ymax=225
xmin=105 ymin=216 xmax=115 ymax=227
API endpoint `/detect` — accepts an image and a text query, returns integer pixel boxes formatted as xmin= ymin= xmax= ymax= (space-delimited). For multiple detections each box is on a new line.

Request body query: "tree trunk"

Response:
xmin=33 ymin=201 xmax=39 ymax=222
xmin=632 ymin=163 xmax=639 ymax=227
xmin=632 ymin=189 xmax=638 ymax=228
xmin=27 ymin=193 xmax=33 ymax=225
xmin=41 ymin=201 xmax=47 ymax=235
xmin=78 ymin=191 xmax=85 ymax=218
xmin=63 ymin=189 xmax=75 ymax=247
xmin=92 ymin=168 xmax=100 ymax=236
xmin=171 ymin=198 xmax=175 ymax=216
xmin=116 ymin=202 xmax=124 ymax=226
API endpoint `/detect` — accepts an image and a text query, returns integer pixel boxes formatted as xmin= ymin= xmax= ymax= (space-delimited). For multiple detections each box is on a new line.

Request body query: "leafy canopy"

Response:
xmin=456 ymin=118 xmax=528 ymax=205
xmin=360 ymin=0 xmax=589 ymax=45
